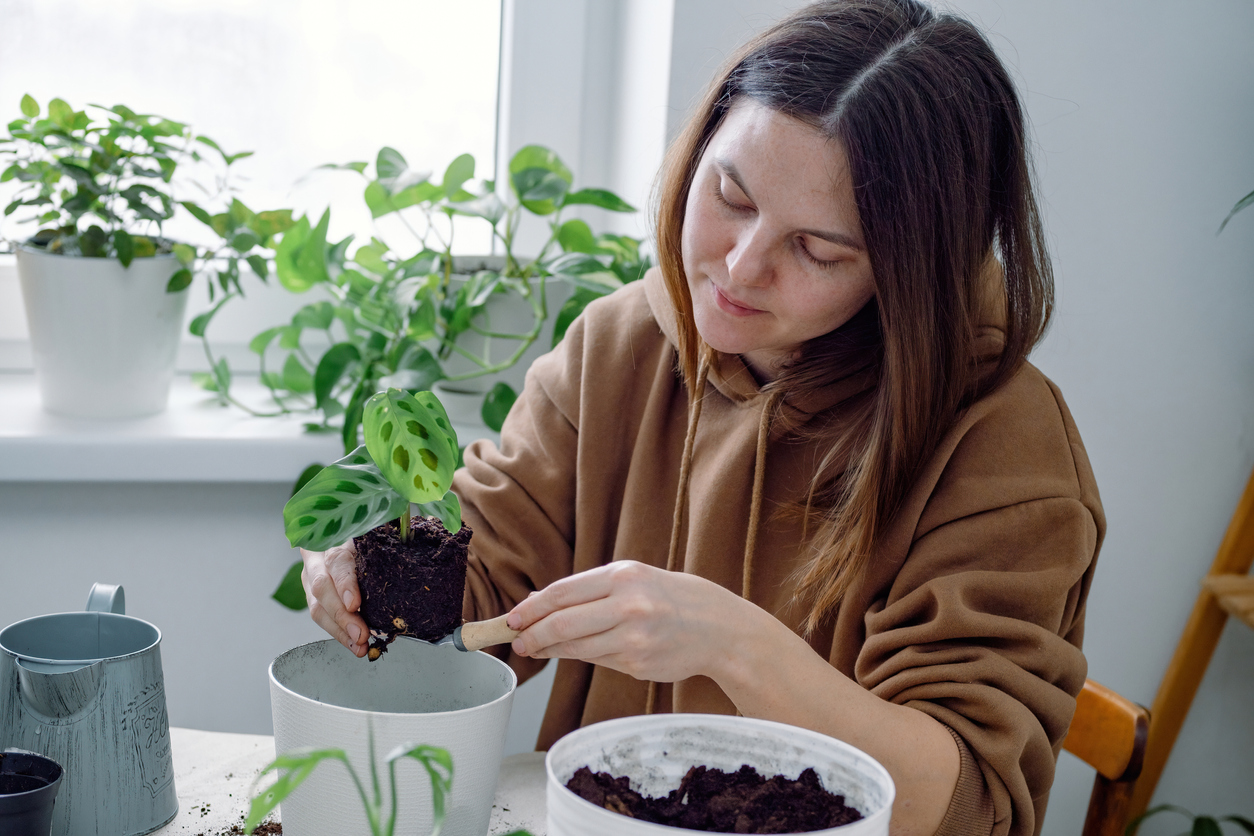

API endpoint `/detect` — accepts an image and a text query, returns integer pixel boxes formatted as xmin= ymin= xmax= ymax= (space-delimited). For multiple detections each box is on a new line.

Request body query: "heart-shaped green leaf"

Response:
xmin=283 ymin=445 xmax=408 ymax=550
xmin=363 ymin=389 xmax=458 ymax=503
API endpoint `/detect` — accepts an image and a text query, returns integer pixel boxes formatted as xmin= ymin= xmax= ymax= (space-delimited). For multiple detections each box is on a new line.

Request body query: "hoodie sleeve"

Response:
xmin=853 ymin=370 xmax=1104 ymax=836
xmin=452 ymin=301 xmax=587 ymax=683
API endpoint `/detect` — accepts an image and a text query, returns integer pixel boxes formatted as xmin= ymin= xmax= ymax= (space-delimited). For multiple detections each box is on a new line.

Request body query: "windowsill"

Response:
xmin=0 ymin=372 xmax=495 ymax=483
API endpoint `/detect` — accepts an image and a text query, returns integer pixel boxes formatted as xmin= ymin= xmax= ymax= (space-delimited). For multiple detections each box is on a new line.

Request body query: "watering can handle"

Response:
xmin=85 ymin=583 xmax=125 ymax=614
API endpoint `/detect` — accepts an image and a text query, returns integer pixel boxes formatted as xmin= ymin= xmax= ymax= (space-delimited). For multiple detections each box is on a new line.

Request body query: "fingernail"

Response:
xmin=506 ymin=613 xmax=521 ymax=630
xmin=342 ymin=590 xmax=353 ymax=610
xmin=511 ymin=638 xmax=527 ymax=656
xmin=348 ymin=624 xmax=361 ymax=644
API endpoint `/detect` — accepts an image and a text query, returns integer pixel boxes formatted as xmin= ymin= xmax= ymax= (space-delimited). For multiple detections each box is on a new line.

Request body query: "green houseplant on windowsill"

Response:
xmin=0 ymin=94 xmax=294 ymax=419
xmin=191 ymin=143 xmax=649 ymax=441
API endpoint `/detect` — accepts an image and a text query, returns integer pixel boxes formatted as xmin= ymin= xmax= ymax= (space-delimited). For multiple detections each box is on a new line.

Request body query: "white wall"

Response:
xmin=1 ymin=0 xmax=1252 ymax=831
xmin=942 ymin=1 xmax=1254 ymax=831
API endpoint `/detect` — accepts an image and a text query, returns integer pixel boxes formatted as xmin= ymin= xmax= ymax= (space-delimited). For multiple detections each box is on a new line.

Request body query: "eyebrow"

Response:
xmin=714 ymin=157 xmax=866 ymax=253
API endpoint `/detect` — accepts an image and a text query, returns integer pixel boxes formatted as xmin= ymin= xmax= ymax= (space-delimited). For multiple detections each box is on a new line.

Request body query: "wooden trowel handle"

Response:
xmin=454 ymin=614 xmax=520 ymax=652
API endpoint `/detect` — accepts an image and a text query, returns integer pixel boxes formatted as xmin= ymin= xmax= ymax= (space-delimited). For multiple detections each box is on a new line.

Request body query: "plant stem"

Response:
xmin=398 ymin=505 xmax=411 ymax=543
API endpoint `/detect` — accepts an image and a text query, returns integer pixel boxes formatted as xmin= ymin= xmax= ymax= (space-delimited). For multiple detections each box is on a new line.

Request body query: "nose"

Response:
xmin=725 ymin=223 xmax=774 ymax=288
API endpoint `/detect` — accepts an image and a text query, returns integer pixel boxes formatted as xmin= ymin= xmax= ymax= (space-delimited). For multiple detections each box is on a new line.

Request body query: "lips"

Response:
xmin=711 ymin=282 xmax=763 ymax=316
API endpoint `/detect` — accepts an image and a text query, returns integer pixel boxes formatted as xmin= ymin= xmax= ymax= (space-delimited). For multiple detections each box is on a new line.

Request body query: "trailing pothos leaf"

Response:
xmin=283 ymin=388 xmax=461 ymax=553
xmin=244 ymin=717 xmax=485 ymax=836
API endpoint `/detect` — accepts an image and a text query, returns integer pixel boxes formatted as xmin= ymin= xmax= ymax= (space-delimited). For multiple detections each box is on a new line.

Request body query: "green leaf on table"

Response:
xmin=313 ymin=342 xmax=361 ymax=409
xmin=562 ymin=187 xmax=636 ymax=213
xmin=282 ymin=446 xmax=408 ymax=550
xmin=481 ymin=382 xmax=517 ymax=433
xmin=191 ymin=372 xmax=219 ymax=392
xmin=212 ymin=358 xmax=232 ymax=394
xmin=20 ymin=94 xmax=38 ymax=118
xmin=270 ymin=560 xmax=308 ymax=611
xmin=245 ymin=748 xmax=351 ymax=834
xmin=363 ymin=389 xmax=459 ymax=504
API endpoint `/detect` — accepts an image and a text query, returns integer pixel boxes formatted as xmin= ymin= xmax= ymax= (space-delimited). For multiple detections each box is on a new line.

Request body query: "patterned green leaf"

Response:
xmin=363 ymin=389 xmax=458 ymax=504
xmin=386 ymin=743 xmax=454 ymax=836
xmin=282 ymin=445 xmax=407 ymax=550
xmin=416 ymin=491 xmax=462 ymax=534
xmin=245 ymin=748 xmax=352 ymax=835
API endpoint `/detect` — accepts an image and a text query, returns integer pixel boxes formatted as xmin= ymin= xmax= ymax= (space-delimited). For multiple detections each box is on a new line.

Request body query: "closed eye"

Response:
xmin=713 ymin=180 xmax=753 ymax=214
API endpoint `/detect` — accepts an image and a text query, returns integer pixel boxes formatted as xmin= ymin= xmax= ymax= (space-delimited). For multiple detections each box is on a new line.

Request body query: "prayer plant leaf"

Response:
xmin=416 ymin=491 xmax=462 ymax=534
xmin=271 ymin=560 xmax=308 ymax=611
xmin=283 ymin=445 xmax=408 ymax=551
xmin=363 ymin=389 xmax=458 ymax=504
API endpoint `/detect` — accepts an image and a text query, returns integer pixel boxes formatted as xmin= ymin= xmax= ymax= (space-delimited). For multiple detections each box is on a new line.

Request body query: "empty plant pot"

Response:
xmin=269 ymin=637 xmax=516 ymax=836
xmin=546 ymin=713 xmax=896 ymax=835
xmin=0 ymin=749 xmax=64 ymax=836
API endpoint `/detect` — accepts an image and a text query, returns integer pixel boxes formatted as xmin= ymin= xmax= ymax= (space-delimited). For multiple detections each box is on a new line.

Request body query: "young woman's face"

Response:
xmin=682 ymin=99 xmax=876 ymax=381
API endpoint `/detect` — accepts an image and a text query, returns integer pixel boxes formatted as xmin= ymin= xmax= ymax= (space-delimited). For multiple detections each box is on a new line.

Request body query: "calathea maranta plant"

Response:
xmin=0 ymin=94 xmax=292 ymax=308
xmin=284 ymin=388 xmax=462 ymax=552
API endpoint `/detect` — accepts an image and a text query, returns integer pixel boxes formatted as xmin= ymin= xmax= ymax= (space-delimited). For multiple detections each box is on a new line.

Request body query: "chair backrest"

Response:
xmin=1062 ymin=678 xmax=1150 ymax=836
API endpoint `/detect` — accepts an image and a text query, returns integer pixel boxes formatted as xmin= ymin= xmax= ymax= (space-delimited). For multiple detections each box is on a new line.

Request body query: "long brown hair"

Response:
xmin=655 ymin=0 xmax=1054 ymax=633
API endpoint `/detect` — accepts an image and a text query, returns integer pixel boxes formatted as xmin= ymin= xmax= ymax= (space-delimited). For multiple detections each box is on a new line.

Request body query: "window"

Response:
xmin=0 ymin=0 xmax=502 ymax=367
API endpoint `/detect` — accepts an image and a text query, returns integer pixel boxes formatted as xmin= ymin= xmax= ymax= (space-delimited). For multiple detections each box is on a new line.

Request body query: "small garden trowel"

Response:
xmin=408 ymin=613 xmax=521 ymax=653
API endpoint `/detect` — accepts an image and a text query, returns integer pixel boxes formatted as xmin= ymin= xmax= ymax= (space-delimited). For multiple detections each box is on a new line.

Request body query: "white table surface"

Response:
xmin=153 ymin=727 xmax=546 ymax=836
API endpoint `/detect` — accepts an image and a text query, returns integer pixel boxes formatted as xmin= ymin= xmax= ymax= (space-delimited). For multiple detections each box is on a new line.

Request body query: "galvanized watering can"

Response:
xmin=0 ymin=584 xmax=177 ymax=836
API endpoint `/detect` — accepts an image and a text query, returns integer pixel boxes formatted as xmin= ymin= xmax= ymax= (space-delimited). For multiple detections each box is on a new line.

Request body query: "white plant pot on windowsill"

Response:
xmin=16 ymin=245 xmax=189 ymax=419
xmin=434 ymin=255 xmax=572 ymax=428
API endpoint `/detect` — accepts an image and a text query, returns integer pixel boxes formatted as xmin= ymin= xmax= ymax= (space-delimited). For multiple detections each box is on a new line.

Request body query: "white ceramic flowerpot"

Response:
xmin=546 ymin=713 xmax=895 ymax=836
xmin=436 ymin=255 xmax=572 ymax=426
xmin=269 ymin=638 xmax=516 ymax=836
xmin=15 ymin=245 xmax=188 ymax=419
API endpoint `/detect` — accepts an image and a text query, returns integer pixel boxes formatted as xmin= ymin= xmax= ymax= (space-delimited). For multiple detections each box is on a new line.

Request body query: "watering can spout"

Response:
xmin=17 ymin=658 xmax=105 ymax=719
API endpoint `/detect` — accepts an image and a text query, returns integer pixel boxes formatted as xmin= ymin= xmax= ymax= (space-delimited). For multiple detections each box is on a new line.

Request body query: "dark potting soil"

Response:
xmin=566 ymin=764 xmax=863 ymax=834
xmin=355 ymin=516 xmax=472 ymax=658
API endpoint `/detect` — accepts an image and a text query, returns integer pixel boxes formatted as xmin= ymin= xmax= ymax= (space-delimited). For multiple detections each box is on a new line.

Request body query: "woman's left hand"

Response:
xmin=505 ymin=560 xmax=757 ymax=683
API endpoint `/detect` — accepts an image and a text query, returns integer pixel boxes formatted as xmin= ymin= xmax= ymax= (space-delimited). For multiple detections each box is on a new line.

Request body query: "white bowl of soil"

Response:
xmin=546 ymin=713 xmax=894 ymax=835
xmin=269 ymin=638 xmax=516 ymax=836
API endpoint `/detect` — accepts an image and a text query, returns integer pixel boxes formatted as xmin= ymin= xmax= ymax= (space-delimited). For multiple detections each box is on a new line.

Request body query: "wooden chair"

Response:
xmin=1127 ymin=465 xmax=1254 ymax=820
xmin=1062 ymin=678 xmax=1150 ymax=836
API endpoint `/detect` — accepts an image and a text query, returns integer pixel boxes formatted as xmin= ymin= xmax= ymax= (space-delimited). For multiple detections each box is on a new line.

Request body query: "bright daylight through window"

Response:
xmin=0 ymin=0 xmax=503 ymax=365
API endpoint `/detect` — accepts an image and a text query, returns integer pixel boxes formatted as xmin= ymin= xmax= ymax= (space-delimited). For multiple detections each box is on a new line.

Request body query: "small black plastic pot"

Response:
xmin=0 ymin=749 xmax=64 ymax=836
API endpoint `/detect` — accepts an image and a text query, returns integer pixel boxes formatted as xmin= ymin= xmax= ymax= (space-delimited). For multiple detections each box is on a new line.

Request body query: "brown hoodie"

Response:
xmin=457 ymin=267 xmax=1104 ymax=836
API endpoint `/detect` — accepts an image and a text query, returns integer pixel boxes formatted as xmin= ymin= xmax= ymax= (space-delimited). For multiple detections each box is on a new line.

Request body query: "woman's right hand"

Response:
xmin=301 ymin=543 xmax=369 ymax=658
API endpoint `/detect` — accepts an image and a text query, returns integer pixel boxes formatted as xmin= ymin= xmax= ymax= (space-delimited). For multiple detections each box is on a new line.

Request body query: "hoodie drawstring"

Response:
xmin=644 ymin=360 xmax=781 ymax=716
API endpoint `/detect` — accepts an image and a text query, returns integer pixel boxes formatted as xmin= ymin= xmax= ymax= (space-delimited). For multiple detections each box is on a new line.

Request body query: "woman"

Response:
xmin=302 ymin=2 xmax=1104 ymax=834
